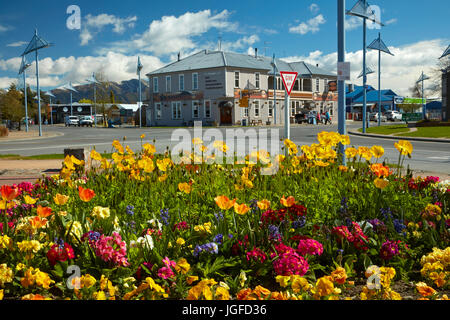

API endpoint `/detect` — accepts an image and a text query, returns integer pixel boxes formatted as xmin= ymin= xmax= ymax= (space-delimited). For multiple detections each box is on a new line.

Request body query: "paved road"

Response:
xmin=0 ymin=123 xmax=449 ymax=174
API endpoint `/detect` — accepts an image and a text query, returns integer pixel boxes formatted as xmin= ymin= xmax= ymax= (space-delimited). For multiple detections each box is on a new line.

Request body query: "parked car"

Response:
xmin=369 ymin=113 xmax=387 ymax=122
xmin=65 ymin=116 xmax=79 ymax=127
xmin=79 ymin=116 xmax=94 ymax=127
xmin=386 ymin=110 xmax=403 ymax=122
xmin=295 ymin=112 xmax=309 ymax=124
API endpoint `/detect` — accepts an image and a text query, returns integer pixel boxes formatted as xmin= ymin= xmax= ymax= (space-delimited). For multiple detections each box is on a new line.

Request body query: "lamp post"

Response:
xmin=21 ymin=29 xmax=52 ymax=137
xmin=271 ymin=54 xmax=278 ymax=125
xmin=417 ymin=72 xmax=430 ymax=120
xmin=137 ymin=57 xmax=143 ymax=128
xmin=44 ymin=91 xmax=55 ymax=125
xmin=86 ymin=73 xmax=100 ymax=127
xmin=368 ymin=32 xmax=394 ymax=126
xmin=347 ymin=0 xmax=383 ymax=133
xmin=18 ymin=56 xmax=31 ymax=132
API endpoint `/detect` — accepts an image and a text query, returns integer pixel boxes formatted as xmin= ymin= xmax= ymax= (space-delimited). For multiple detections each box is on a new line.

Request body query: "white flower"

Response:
xmin=147 ymin=219 xmax=162 ymax=230
xmin=135 ymin=235 xmax=154 ymax=250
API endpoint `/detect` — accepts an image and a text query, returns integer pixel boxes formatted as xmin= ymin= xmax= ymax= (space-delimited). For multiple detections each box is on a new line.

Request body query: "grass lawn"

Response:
xmin=396 ymin=126 xmax=450 ymax=138
xmin=358 ymin=124 xmax=410 ymax=135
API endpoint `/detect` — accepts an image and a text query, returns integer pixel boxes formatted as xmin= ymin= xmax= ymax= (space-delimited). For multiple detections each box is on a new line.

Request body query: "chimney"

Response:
xmin=255 ymin=48 xmax=258 ymax=58
xmin=316 ymin=63 xmax=319 ymax=67
xmin=177 ymin=52 xmax=181 ymax=61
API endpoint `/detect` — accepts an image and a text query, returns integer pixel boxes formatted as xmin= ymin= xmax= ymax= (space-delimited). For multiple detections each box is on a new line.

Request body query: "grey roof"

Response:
xmin=147 ymin=50 xmax=336 ymax=78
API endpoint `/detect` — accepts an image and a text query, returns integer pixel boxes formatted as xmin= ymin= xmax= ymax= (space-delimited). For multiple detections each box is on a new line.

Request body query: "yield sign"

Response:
xmin=280 ymin=71 xmax=298 ymax=96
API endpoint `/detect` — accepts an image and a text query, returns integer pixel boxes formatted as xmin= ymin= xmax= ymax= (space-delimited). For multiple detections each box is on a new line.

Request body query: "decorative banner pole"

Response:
xmin=368 ymin=32 xmax=394 ymax=126
xmin=137 ymin=56 xmax=143 ymax=128
xmin=18 ymin=56 xmax=31 ymax=132
xmin=22 ymin=29 xmax=51 ymax=137
xmin=86 ymin=73 xmax=100 ymax=127
xmin=338 ymin=0 xmax=347 ymax=164
xmin=62 ymin=82 xmax=78 ymax=116
xmin=44 ymin=91 xmax=55 ymax=125
xmin=347 ymin=0 xmax=383 ymax=133
xmin=271 ymin=54 xmax=278 ymax=125
xmin=417 ymin=72 xmax=430 ymax=120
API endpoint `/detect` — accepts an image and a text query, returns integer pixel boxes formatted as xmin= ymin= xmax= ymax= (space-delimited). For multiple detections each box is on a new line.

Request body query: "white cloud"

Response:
xmin=309 ymin=3 xmax=320 ymax=14
xmin=81 ymin=13 xmax=138 ymax=45
xmin=345 ymin=16 xmax=363 ymax=31
xmin=289 ymin=14 xmax=326 ymax=35
xmin=281 ymin=39 xmax=447 ymax=97
xmin=107 ymin=10 xmax=237 ymax=56
xmin=6 ymin=41 xmax=27 ymax=48
xmin=385 ymin=18 xmax=398 ymax=26
xmin=220 ymin=34 xmax=260 ymax=52
xmin=0 ymin=24 xmax=11 ymax=33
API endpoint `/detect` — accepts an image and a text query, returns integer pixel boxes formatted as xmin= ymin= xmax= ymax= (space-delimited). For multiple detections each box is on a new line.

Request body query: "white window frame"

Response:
xmin=255 ymin=72 xmax=260 ymax=89
xmin=254 ymin=100 xmax=260 ymax=117
xmin=192 ymin=101 xmax=200 ymax=119
xmin=234 ymin=71 xmax=240 ymax=88
xmin=166 ymin=76 xmax=172 ymax=93
xmin=153 ymin=77 xmax=159 ymax=93
xmin=204 ymin=100 xmax=211 ymax=119
xmin=316 ymin=78 xmax=320 ymax=92
xmin=172 ymin=102 xmax=182 ymax=120
xmin=242 ymin=106 xmax=249 ymax=118
xmin=192 ymin=73 xmax=199 ymax=90
xmin=155 ymin=103 xmax=162 ymax=120
xmin=179 ymin=74 xmax=184 ymax=91
xmin=268 ymin=101 xmax=273 ymax=118
xmin=324 ymin=78 xmax=328 ymax=92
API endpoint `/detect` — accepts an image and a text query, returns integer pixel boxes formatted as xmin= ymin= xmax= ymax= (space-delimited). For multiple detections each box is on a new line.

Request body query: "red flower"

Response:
xmin=1 ymin=185 xmax=19 ymax=201
xmin=47 ymin=242 xmax=75 ymax=266
xmin=78 ymin=186 xmax=95 ymax=202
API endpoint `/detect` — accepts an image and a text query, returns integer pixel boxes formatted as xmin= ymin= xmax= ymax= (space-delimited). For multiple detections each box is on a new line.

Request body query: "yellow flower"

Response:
xmin=140 ymin=134 xmax=146 ymax=139
xmin=0 ymin=264 xmax=14 ymax=287
xmin=178 ymin=182 xmax=192 ymax=194
xmin=80 ymin=274 xmax=97 ymax=289
xmin=176 ymin=238 xmax=185 ymax=246
xmin=275 ymin=275 xmax=291 ymax=288
xmin=34 ymin=270 xmax=54 ymax=289
xmin=90 ymin=149 xmax=103 ymax=161
xmin=143 ymin=143 xmax=156 ymax=154
xmin=0 ymin=235 xmax=13 ymax=250
xmin=112 ymin=140 xmax=124 ymax=154
xmin=94 ymin=291 xmax=107 ymax=300
xmin=358 ymin=147 xmax=372 ymax=161
xmin=0 ymin=289 xmax=3 ymax=300
xmin=394 ymin=140 xmax=413 ymax=156
xmin=371 ymin=145 xmax=385 ymax=158
xmin=174 ymin=258 xmax=190 ymax=274
xmin=186 ymin=276 xmax=199 ymax=285
xmin=215 ymin=286 xmax=230 ymax=300
xmin=314 ymin=276 xmax=334 ymax=297
xmin=91 ymin=206 xmax=111 ymax=219
xmin=345 ymin=147 xmax=358 ymax=159
xmin=194 ymin=222 xmax=212 ymax=235
xmin=192 ymin=137 xmax=203 ymax=145
xmin=23 ymin=195 xmax=37 ymax=205
xmin=257 ymin=199 xmax=271 ymax=211
xmin=291 ymin=276 xmax=311 ymax=293
xmin=374 ymin=178 xmax=390 ymax=189
xmin=54 ymin=193 xmax=69 ymax=206
xmin=280 ymin=195 xmax=296 ymax=208
xmin=214 ymin=196 xmax=236 ymax=211
xmin=158 ymin=174 xmax=168 ymax=182
xmin=234 ymin=203 xmax=250 ymax=215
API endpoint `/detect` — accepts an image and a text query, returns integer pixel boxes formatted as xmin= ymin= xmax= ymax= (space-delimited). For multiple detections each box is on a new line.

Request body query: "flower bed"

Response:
xmin=0 ymin=132 xmax=448 ymax=300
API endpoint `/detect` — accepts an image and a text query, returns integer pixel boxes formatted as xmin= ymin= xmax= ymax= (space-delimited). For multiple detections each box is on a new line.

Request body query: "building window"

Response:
xmin=324 ymin=79 xmax=328 ymax=92
xmin=255 ymin=73 xmax=260 ymax=89
xmin=316 ymin=78 xmax=320 ymax=92
xmin=268 ymin=101 xmax=273 ymax=117
xmin=204 ymin=100 xmax=211 ymax=118
xmin=172 ymin=102 xmax=182 ymax=120
xmin=192 ymin=101 xmax=200 ymax=119
xmin=291 ymin=101 xmax=296 ymax=116
xmin=192 ymin=73 xmax=199 ymax=90
xmin=166 ymin=76 xmax=171 ymax=92
xmin=153 ymin=78 xmax=159 ymax=93
xmin=179 ymin=74 xmax=184 ymax=91
xmin=254 ymin=100 xmax=260 ymax=117
xmin=235 ymin=71 xmax=240 ymax=88
xmin=242 ymin=106 xmax=249 ymax=118
xmin=155 ymin=103 xmax=162 ymax=120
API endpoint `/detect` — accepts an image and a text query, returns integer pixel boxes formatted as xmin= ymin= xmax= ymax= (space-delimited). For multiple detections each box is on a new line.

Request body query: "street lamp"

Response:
xmin=61 ymin=82 xmax=78 ymax=116
xmin=347 ymin=0 xmax=383 ymax=133
xmin=85 ymin=73 xmax=100 ymax=127
xmin=439 ymin=45 xmax=450 ymax=59
xmin=44 ymin=91 xmax=55 ymax=125
xmin=417 ymin=72 xmax=430 ymax=120
xmin=358 ymin=66 xmax=374 ymax=79
xmin=18 ymin=56 xmax=31 ymax=132
xmin=21 ymin=29 xmax=52 ymax=137
xmin=137 ymin=56 xmax=143 ymax=128
xmin=368 ymin=32 xmax=394 ymax=126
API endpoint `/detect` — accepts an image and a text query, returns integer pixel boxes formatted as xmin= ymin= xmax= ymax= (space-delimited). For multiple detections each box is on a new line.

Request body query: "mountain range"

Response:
xmin=49 ymin=79 xmax=149 ymax=104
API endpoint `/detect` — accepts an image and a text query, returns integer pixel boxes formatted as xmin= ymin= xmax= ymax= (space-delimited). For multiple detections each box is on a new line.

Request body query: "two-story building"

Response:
xmin=145 ymin=49 xmax=337 ymax=127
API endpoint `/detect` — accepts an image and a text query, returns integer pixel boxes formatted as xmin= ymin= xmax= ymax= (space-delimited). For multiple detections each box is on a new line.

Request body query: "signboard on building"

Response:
xmin=337 ymin=62 xmax=351 ymax=81
xmin=204 ymin=72 xmax=224 ymax=90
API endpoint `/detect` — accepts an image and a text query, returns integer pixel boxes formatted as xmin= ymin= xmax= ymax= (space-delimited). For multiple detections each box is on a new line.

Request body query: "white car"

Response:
xmin=386 ymin=110 xmax=403 ymax=122
xmin=65 ymin=116 xmax=79 ymax=127
xmin=369 ymin=113 xmax=387 ymax=122
xmin=79 ymin=116 xmax=94 ymax=127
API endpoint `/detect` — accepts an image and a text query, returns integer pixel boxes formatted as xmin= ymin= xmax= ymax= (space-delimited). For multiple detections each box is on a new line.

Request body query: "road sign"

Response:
xmin=402 ymin=113 xmax=422 ymax=122
xmin=338 ymin=62 xmax=351 ymax=81
xmin=280 ymin=71 xmax=298 ymax=96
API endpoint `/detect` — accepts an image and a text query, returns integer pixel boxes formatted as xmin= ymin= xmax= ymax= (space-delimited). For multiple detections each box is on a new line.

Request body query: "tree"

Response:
xmin=0 ymin=83 xmax=25 ymax=130
xmin=95 ymin=69 xmax=112 ymax=127
xmin=428 ymin=55 xmax=450 ymax=97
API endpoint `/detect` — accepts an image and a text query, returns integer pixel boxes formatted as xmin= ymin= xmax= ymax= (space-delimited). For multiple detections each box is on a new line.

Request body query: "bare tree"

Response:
xmin=94 ymin=68 xmax=111 ymax=127
xmin=429 ymin=56 xmax=450 ymax=97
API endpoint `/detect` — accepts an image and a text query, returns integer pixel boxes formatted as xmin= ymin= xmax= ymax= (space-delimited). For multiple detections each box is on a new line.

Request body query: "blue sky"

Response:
xmin=0 ymin=0 xmax=449 ymax=96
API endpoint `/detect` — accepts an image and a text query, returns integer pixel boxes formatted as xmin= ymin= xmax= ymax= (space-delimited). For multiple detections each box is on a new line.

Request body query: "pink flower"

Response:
xmin=162 ymin=257 xmax=176 ymax=268
xmin=297 ymin=239 xmax=323 ymax=256
xmin=157 ymin=266 xmax=175 ymax=280
xmin=246 ymin=247 xmax=267 ymax=264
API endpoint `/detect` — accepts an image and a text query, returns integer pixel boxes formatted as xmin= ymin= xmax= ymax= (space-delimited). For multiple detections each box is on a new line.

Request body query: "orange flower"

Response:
xmin=280 ymin=196 xmax=296 ymax=208
xmin=257 ymin=199 xmax=271 ymax=211
xmin=37 ymin=205 xmax=53 ymax=218
xmin=78 ymin=186 xmax=95 ymax=202
xmin=416 ymin=282 xmax=436 ymax=297
xmin=1 ymin=185 xmax=19 ymax=201
xmin=29 ymin=216 xmax=48 ymax=229
xmin=331 ymin=267 xmax=348 ymax=285
xmin=214 ymin=196 xmax=236 ymax=211
xmin=178 ymin=183 xmax=192 ymax=194
xmin=234 ymin=203 xmax=250 ymax=215
xmin=370 ymin=163 xmax=391 ymax=178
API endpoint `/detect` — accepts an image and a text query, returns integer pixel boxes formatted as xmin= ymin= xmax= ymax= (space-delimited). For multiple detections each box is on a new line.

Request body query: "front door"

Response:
xmin=220 ymin=106 xmax=232 ymax=125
